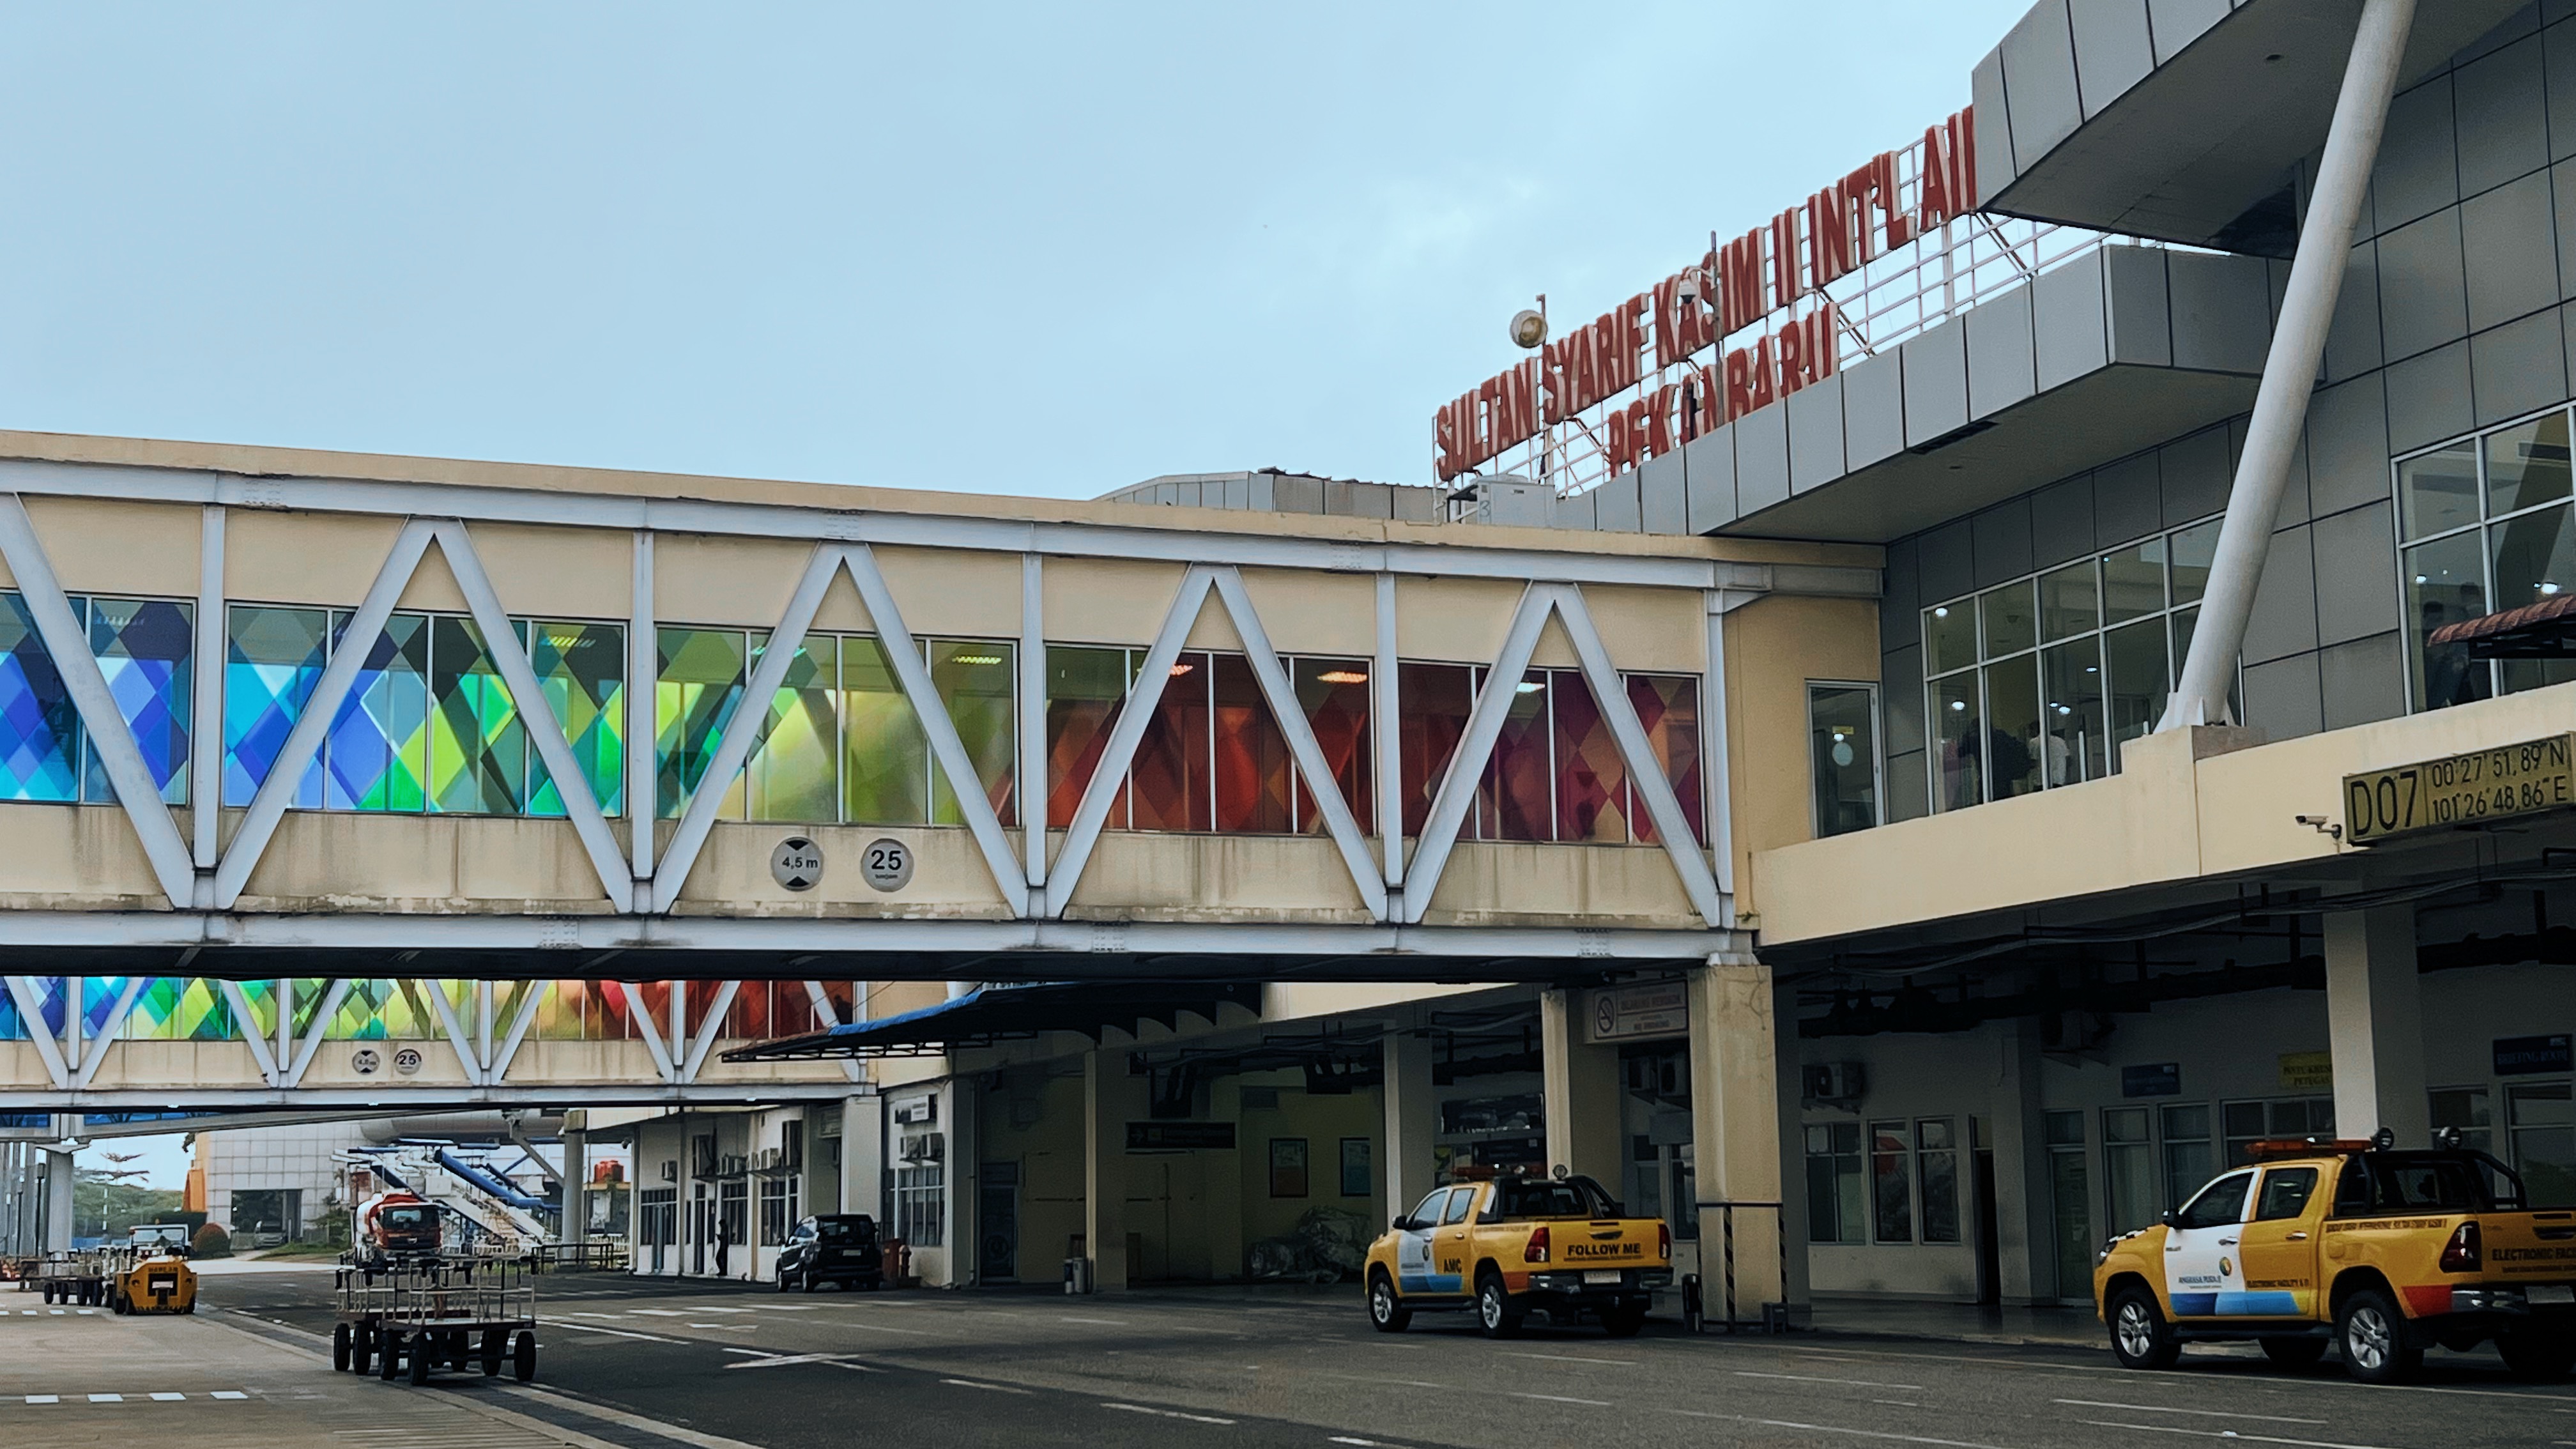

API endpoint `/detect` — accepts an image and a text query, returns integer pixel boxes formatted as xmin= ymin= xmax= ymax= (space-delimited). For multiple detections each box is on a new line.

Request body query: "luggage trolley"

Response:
xmin=31 ymin=1250 xmax=109 ymax=1307
xmin=332 ymin=1255 xmax=539 ymax=1385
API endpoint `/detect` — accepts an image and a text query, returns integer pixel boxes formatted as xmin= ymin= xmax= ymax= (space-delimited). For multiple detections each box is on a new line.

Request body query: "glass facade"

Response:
xmin=2398 ymin=408 xmax=2576 ymax=709
xmin=1920 ymin=516 xmax=2234 ymax=813
xmin=0 ymin=976 xmax=854 ymax=1044
xmin=0 ymin=592 xmax=193 ymax=804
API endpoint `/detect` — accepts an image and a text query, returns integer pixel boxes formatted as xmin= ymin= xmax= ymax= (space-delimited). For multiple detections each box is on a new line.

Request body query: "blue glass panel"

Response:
xmin=0 ymin=592 xmax=78 ymax=801
xmin=326 ymin=612 xmax=431 ymax=811
xmin=84 ymin=597 xmax=194 ymax=804
xmin=224 ymin=605 xmax=328 ymax=808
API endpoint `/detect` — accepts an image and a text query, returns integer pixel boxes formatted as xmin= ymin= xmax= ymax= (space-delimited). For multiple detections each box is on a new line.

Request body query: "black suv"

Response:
xmin=776 ymin=1214 xmax=884 ymax=1292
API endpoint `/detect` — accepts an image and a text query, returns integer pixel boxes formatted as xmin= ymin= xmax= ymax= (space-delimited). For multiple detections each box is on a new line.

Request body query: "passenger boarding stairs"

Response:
xmin=341 ymin=1143 xmax=554 ymax=1255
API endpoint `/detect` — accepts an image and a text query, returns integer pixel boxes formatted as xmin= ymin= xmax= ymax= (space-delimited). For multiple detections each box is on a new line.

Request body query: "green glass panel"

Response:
xmin=928 ymin=640 xmax=1015 ymax=827
xmin=527 ymin=621 xmax=625 ymax=818
xmin=429 ymin=617 xmax=525 ymax=814
xmin=657 ymin=628 xmax=749 ymax=820
xmin=749 ymin=635 xmax=838 ymax=822
xmin=843 ymin=636 xmax=928 ymax=825
xmin=326 ymin=611 xmax=431 ymax=813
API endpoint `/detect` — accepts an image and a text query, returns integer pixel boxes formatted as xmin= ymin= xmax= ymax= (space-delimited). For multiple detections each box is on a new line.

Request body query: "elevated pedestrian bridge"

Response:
xmin=0 ymin=433 xmax=1876 ymax=1111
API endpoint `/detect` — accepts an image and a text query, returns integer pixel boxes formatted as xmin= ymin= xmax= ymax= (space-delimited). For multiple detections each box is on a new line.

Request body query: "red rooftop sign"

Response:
xmin=1434 ymin=107 xmax=1977 ymax=486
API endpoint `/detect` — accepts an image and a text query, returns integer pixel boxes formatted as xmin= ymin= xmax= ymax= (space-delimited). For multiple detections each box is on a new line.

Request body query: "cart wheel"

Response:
xmin=353 ymin=1326 xmax=374 ymax=1377
xmin=334 ymin=1322 xmax=352 ymax=1372
xmin=512 ymin=1330 xmax=537 ymax=1383
xmin=482 ymin=1330 xmax=504 ymax=1377
xmin=410 ymin=1334 xmax=433 ymax=1385
xmin=452 ymin=1332 xmax=474 ymax=1372
xmin=379 ymin=1330 xmax=404 ymax=1381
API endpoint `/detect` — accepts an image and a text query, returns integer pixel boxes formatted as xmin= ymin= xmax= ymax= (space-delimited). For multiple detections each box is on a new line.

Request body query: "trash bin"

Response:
xmin=1063 ymin=1257 xmax=1093 ymax=1294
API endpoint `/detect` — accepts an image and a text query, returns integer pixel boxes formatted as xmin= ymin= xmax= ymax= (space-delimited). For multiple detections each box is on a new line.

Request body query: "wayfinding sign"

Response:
xmin=2343 ymin=733 xmax=2575 ymax=844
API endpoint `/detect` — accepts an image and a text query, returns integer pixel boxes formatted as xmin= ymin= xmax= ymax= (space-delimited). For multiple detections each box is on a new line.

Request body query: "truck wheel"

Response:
xmin=2260 ymin=1337 xmax=2328 ymax=1370
xmin=2336 ymin=1286 xmax=2421 ymax=1384
xmin=410 ymin=1335 xmax=433 ymax=1385
xmin=776 ymin=1270 xmax=794 ymax=1293
xmin=353 ymin=1326 xmax=374 ymax=1377
xmin=1601 ymin=1303 xmax=1648 ymax=1338
xmin=1475 ymin=1269 xmax=1524 ymax=1340
xmin=379 ymin=1331 xmax=404 ymax=1381
xmin=2497 ymin=1330 xmax=2576 ymax=1381
xmin=2108 ymin=1285 xmax=2180 ymax=1370
xmin=1366 ymin=1271 xmax=1410 ymax=1333
xmin=513 ymin=1330 xmax=537 ymax=1383
xmin=334 ymin=1323 xmax=352 ymax=1372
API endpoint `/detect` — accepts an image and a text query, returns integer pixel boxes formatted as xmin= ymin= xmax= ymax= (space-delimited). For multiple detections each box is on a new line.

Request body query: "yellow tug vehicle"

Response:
xmin=109 ymin=1246 xmax=197 ymax=1315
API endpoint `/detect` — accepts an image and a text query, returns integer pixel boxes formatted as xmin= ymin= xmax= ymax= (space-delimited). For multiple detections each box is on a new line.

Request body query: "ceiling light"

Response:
xmin=948 ymin=654 xmax=1004 ymax=666
xmin=1169 ymin=664 xmax=1195 ymax=677
xmin=1315 ymin=670 xmax=1368 ymax=685
xmin=1514 ymin=681 xmax=1544 ymax=695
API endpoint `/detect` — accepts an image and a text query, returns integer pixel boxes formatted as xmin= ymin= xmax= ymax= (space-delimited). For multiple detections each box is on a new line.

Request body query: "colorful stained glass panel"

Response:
xmin=84 ymin=597 xmax=194 ymax=805
xmin=225 ymin=606 xmax=328 ymax=808
xmin=526 ymin=621 xmax=625 ymax=817
xmin=843 ymin=636 xmax=927 ymax=825
xmin=1291 ymin=657 xmax=1370 ymax=836
xmin=749 ymin=635 xmax=838 ymax=822
xmin=1211 ymin=653 xmax=1291 ymax=834
xmin=429 ymin=617 xmax=525 ymax=814
xmin=0 ymin=592 xmax=79 ymax=802
xmin=928 ymin=639 xmax=1015 ymax=827
xmin=657 ymin=628 xmax=748 ymax=820
xmin=326 ymin=612 xmax=431 ymax=811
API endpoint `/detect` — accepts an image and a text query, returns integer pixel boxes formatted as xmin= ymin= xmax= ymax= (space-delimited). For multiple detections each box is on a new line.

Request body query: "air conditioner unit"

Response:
xmin=659 ymin=1161 xmax=677 ymax=1182
xmin=754 ymin=1147 xmax=780 ymax=1172
xmin=898 ymin=1131 xmax=944 ymax=1165
xmin=1801 ymin=1062 xmax=1866 ymax=1106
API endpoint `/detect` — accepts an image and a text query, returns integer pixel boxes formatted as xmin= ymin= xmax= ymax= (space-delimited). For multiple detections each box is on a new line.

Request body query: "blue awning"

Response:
xmin=720 ymin=980 xmax=1263 ymax=1062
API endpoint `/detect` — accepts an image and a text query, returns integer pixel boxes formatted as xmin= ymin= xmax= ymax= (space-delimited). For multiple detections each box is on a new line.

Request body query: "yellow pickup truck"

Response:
xmin=1363 ymin=1170 xmax=1671 ymax=1338
xmin=2094 ymin=1133 xmax=2576 ymax=1383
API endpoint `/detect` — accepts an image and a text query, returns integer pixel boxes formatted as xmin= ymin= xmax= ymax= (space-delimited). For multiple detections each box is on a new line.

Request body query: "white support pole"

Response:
xmin=477 ymin=979 xmax=495 ymax=1066
xmin=802 ymin=979 xmax=864 ymax=1083
xmin=216 ymin=519 xmax=436 ymax=908
xmin=63 ymin=976 xmax=82 ymax=1077
xmin=70 ymin=975 xmax=148 ymax=1092
xmin=1552 ymin=584 xmax=1724 ymax=926
xmin=1020 ymin=553 xmax=1047 ymax=895
xmin=2161 ymin=0 xmax=2418 ymax=730
xmin=669 ymin=981 xmax=689 ymax=1069
xmin=1703 ymin=591 xmax=1739 ymax=901
xmin=215 ymin=979 xmax=280 ymax=1087
xmin=1403 ymin=586 xmax=1552 ymax=924
xmin=628 ymin=529 xmax=657 ymax=880
xmin=4 ymin=979 xmax=71 ymax=1089
xmin=1373 ymin=573 xmax=1402 ymax=896
xmin=486 ymin=979 xmax=550 ymax=1084
xmin=0 ymin=495 xmax=197 ymax=907
xmin=190 ymin=504 xmax=226 ymax=886
xmin=275 ymin=977 xmax=291 ymax=1068
xmin=679 ymin=979 xmax=744 ymax=1084
xmin=629 ymin=983 xmax=680 ymax=1084
xmin=280 ymin=978 xmax=355 ymax=1089
xmin=1210 ymin=569 xmax=1389 ymax=919
xmin=427 ymin=981 xmax=485 ymax=1087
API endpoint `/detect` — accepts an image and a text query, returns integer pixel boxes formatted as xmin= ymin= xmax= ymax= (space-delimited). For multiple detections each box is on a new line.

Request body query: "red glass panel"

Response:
xmin=1211 ymin=654 xmax=1292 ymax=833
xmin=1397 ymin=663 xmax=1473 ymax=837
xmin=1480 ymin=670 xmax=1552 ymax=841
xmin=771 ymin=983 xmax=823 ymax=1038
xmin=1551 ymin=669 xmax=1629 ymax=842
xmin=1627 ymin=674 xmax=1706 ymax=845
xmin=1131 ymin=652 xmax=1210 ymax=831
xmin=1292 ymin=657 xmax=1370 ymax=835
xmin=818 ymin=979 xmax=862 ymax=1024
xmin=722 ymin=981 xmax=773 ymax=1039
xmin=1045 ymin=646 xmax=1131 ymax=829
xmin=589 ymin=980 xmax=633 ymax=1041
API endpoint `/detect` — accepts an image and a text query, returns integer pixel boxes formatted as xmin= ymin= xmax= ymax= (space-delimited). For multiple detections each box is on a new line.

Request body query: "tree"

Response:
xmin=75 ymin=1154 xmax=183 ymax=1240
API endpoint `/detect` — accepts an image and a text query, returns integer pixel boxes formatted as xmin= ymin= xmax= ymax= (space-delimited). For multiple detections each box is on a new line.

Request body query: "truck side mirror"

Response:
xmin=2159 ymin=1209 xmax=2178 ymax=1229
xmin=1391 ymin=1215 xmax=1418 ymax=1232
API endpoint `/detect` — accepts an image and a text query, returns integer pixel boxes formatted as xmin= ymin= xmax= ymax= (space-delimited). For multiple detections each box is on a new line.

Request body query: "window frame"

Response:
xmin=2390 ymin=404 xmax=2576 ymax=710
xmin=1805 ymin=680 xmax=1883 ymax=838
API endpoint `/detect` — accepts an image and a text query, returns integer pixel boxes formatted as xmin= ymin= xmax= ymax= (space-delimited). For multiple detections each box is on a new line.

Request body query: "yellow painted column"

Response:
xmin=1085 ymin=1049 xmax=1138 ymax=1292
xmin=1688 ymin=961 xmax=1793 ymax=1322
xmin=1540 ymin=990 xmax=1624 ymax=1186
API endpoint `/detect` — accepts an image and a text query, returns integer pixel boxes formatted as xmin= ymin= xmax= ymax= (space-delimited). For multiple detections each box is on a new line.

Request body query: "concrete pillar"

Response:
xmin=1539 ymin=990 xmax=1623 ymax=1186
xmin=941 ymin=1078 xmax=977 ymax=1287
xmin=2326 ymin=903 xmax=2429 ymax=1147
xmin=1986 ymin=1018 xmax=2055 ymax=1305
xmin=1084 ymin=1049 xmax=1138 ymax=1292
xmin=1685 ymin=962 xmax=1790 ymax=1321
xmin=1381 ymin=1030 xmax=1437 ymax=1226
xmin=563 ymin=1112 xmax=588 ymax=1249
xmin=841 ymin=1093 xmax=883 ymax=1227
xmin=40 ymin=1148 xmax=73 ymax=1253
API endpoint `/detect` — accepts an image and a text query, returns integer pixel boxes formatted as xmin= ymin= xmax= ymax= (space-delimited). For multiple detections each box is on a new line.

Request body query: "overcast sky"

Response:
xmin=0 ymin=3 xmax=2030 ymax=504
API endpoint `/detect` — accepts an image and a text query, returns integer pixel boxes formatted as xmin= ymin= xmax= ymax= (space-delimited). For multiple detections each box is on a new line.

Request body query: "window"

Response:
xmin=2255 ymin=1166 xmax=2318 ymax=1221
xmin=658 ymin=627 xmax=1014 ymax=827
xmin=2161 ymin=1103 xmax=2213 ymax=1213
xmin=2397 ymin=410 xmax=2576 ymax=709
xmin=893 ymin=1163 xmax=945 ymax=1247
xmin=1804 ymin=1123 xmax=1864 ymax=1244
xmin=758 ymin=1174 xmax=799 ymax=1248
xmin=1439 ymin=1186 xmax=1476 ymax=1225
xmin=1405 ymin=1190 xmax=1450 ymax=1227
xmin=2046 ymin=1110 xmax=2090 ymax=1298
xmin=1920 ymin=515 xmax=2237 ymax=813
xmin=2508 ymin=1082 xmax=2576 ymax=1208
xmin=2430 ymin=1086 xmax=2494 ymax=1153
xmin=2175 ymin=1170 xmax=2252 ymax=1229
xmin=2223 ymin=1097 xmax=2334 ymax=1167
xmin=1915 ymin=1119 xmax=1959 ymax=1243
xmin=2 ymin=592 xmax=195 ymax=806
xmin=1807 ymin=683 xmax=1880 ymax=838
xmin=1869 ymin=1120 xmax=1912 ymax=1243
xmin=2103 ymin=1107 xmax=2158 ymax=1236
xmin=638 ymin=1187 xmax=677 ymax=1247
xmin=717 ymin=1178 xmax=748 ymax=1252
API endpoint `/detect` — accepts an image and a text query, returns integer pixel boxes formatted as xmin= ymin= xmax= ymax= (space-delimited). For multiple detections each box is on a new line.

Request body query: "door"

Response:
xmin=979 ymin=1163 xmax=1019 ymax=1283
xmin=2046 ymin=1112 xmax=2092 ymax=1299
xmin=1395 ymin=1188 xmax=1457 ymax=1295
xmin=1435 ymin=1184 xmax=1480 ymax=1293
xmin=2163 ymin=1168 xmax=2254 ymax=1319
xmin=2235 ymin=1164 xmax=2322 ymax=1318
xmin=690 ymin=1184 xmax=710 ymax=1275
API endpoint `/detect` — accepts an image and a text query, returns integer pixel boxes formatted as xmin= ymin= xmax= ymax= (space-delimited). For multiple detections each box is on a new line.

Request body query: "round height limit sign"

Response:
xmin=772 ymin=836 xmax=825 ymax=892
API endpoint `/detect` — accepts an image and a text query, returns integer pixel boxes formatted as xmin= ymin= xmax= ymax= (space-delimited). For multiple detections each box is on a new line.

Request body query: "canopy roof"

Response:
xmin=720 ymin=980 xmax=1264 ymax=1061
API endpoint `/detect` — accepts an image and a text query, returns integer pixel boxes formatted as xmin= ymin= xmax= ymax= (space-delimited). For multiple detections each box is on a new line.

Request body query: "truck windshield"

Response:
xmin=382 ymin=1207 xmax=431 ymax=1230
xmin=815 ymin=1219 xmax=872 ymax=1243
xmin=1487 ymin=1177 xmax=1621 ymax=1221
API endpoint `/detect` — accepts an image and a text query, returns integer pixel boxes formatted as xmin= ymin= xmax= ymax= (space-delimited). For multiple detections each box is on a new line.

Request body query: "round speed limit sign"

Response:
xmin=861 ymin=837 xmax=914 ymax=893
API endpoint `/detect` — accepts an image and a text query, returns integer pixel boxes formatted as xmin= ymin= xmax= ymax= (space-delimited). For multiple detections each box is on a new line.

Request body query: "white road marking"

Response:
xmin=211 ymin=1392 xmax=249 ymax=1400
xmin=1736 ymin=1371 xmax=1926 ymax=1392
xmin=1329 ymin=1439 xmax=1397 ymax=1447
xmin=23 ymin=1396 xmax=57 ymax=1405
xmin=1511 ymin=1393 xmax=1612 ymax=1407
xmin=941 ymin=1378 xmax=1032 ymax=1394
xmin=826 ymin=1319 xmax=934 ymax=1336
xmin=687 ymin=1322 xmax=754 ymax=1330
xmin=1669 ymin=1408 xmax=2004 ymax=1449
xmin=2076 ymin=1420 xmax=2398 ymax=1449
xmin=1314 ymin=1372 xmax=1443 ymax=1390
xmin=87 ymin=1394 xmax=122 ymax=1403
xmin=693 ymin=1307 xmax=754 ymax=1314
xmin=627 ymin=1309 xmax=691 ymax=1317
xmin=1875 ymin=1400 xmax=1922 ymax=1408
xmin=2057 ymin=1400 xmax=2328 ymax=1426
xmin=548 ymin=1321 xmax=680 ymax=1344
xmin=1505 ymin=1352 xmax=1636 ymax=1366
xmin=1103 ymin=1403 xmax=1236 ymax=1425
xmin=150 ymin=1393 xmax=185 ymax=1401
xmin=1062 ymin=1316 xmax=1125 ymax=1326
